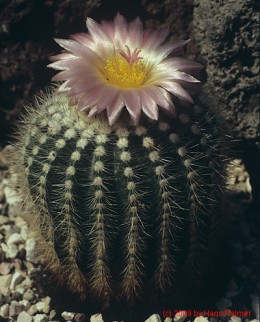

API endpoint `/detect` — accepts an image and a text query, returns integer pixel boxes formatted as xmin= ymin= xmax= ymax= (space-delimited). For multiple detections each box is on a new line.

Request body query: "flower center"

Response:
xmin=103 ymin=46 xmax=147 ymax=88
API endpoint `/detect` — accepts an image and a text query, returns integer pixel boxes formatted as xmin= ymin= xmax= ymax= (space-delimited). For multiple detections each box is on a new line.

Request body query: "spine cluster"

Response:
xmin=12 ymin=91 xmax=229 ymax=306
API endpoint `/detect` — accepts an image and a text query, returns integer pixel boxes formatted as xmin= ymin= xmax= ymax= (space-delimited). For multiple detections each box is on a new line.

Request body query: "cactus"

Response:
xmin=11 ymin=89 xmax=229 ymax=306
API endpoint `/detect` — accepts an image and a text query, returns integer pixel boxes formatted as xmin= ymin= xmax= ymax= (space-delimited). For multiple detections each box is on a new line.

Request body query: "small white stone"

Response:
xmin=34 ymin=314 xmax=48 ymax=322
xmin=19 ymin=299 xmax=31 ymax=311
xmin=145 ymin=314 xmax=162 ymax=322
xmin=2 ymin=242 xmax=18 ymax=259
xmin=194 ymin=317 xmax=209 ymax=322
xmin=17 ymin=311 xmax=33 ymax=322
xmin=25 ymin=238 xmax=36 ymax=262
xmin=10 ymin=271 xmax=25 ymax=290
xmin=7 ymin=233 xmax=24 ymax=245
xmin=174 ymin=310 xmax=187 ymax=322
xmin=61 ymin=311 xmax=76 ymax=320
xmin=9 ymin=300 xmax=24 ymax=317
xmin=164 ymin=318 xmax=172 ymax=322
xmin=229 ymin=316 xmax=241 ymax=322
xmin=90 ymin=313 xmax=104 ymax=322
xmin=0 ymin=303 xmax=9 ymax=318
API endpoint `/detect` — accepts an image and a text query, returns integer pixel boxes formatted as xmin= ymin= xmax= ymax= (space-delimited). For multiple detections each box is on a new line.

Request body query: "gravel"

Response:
xmin=0 ymin=146 xmax=259 ymax=322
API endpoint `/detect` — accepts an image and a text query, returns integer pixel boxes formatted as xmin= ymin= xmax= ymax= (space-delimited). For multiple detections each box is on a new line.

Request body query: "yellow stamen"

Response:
xmin=103 ymin=54 xmax=147 ymax=88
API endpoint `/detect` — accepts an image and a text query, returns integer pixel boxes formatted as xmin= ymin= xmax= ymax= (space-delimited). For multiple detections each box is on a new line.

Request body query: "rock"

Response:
xmin=193 ymin=0 xmax=259 ymax=141
xmin=194 ymin=317 xmax=209 ymax=322
xmin=1 ymin=242 xmax=18 ymax=259
xmin=0 ymin=293 xmax=4 ymax=306
xmin=28 ymin=304 xmax=38 ymax=315
xmin=36 ymin=298 xmax=51 ymax=314
xmin=17 ymin=311 xmax=33 ymax=322
xmin=0 ymin=262 xmax=13 ymax=275
xmin=0 ymin=303 xmax=9 ymax=318
xmin=145 ymin=314 xmax=162 ymax=322
xmin=61 ymin=311 xmax=75 ymax=320
xmin=0 ymin=274 xmax=12 ymax=292
xmin=74 ymin=313 xmax=86 ymax=322
xmin=165 ymin=318 xmax=172 ymax=322
xmin=7 ymin=232 xmax=24 ymax=245
xmin=23 ymin=289 xmax=35 ymax=301
xmin=25 ymin=238 xmax=36 ymax=262
xmin=10 ymin=270 xmax=25 ymax=290
xmin=34 ymin=314 xmax=48 ymax=322
xmin=11 ymin=290 xmax=22 ymax=301
xmin=90 ymin=314 xmax=104 ymax=322
xmin=9 ymin=300 xmax=25 ymax=317
xmin=174 ymin=311 xmax=187 ymax=322
xmin=49 ymin=310 xmax=57 ymax=320
xmin=19 ymin=299 xmax=31 ymax=311
xmin=229 ymin=317 xmax=241 ymax=322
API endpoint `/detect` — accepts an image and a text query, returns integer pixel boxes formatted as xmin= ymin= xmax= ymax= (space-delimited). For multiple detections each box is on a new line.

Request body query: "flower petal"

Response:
xmin=160 ymin=81 xmax=194 ymax=103
xmin=122 ymin=89 xmax=141 ymax=125
xmin=128 ymin=16 xmax=143 ymax=48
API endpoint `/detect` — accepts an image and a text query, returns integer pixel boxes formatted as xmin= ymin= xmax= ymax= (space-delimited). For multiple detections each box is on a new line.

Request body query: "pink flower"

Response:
xmin=48 ymin=14 xmax=202 ymax=125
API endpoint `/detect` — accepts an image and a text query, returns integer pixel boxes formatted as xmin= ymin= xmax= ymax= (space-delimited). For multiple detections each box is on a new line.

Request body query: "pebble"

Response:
xmin=0 ymin=293 xmax=4 ymax=306
xmin=10 ymin=270 xmax=25 ymax=290
xmin=34 ymin=313 xmax=48 ymax=322
xmin=174 ymin=311 xmax=187 ymax=322
xmin=28 ymin=304 xmax=38 ymax=315
xmin=194 ymin=317 xmax=209 ymax=322
xmin=0 ymin=303 xmax=9 ymax=318
xmin=25 ymin=238 xmax=36 ymax=262
xmin=0 ymin=274 xmax=12 ymax=291
xmin=0 ymin=262 xmax=13 ymax=275
xmin=62 ymin=311 xmax=76 ymax=320
xmin=19 ymin=299 xmax=31 ymax=311
xmin=35 ymin=297 xmax=51 ymax=314
xmin=17 ymin=311 xmax=33 ymax=322
xmin=229 ymin=317 xmax=241 ymax=322
xmin=23 ymin=288 xmax=35 ymax=301
xmin=1 ymin=242 xmax=19 ymax=259
xmin=165 ymin=318 xmax=172 ymax=322
xmin=7 ymin=232 xmax=24 ymax=245
xmin=90 ymin=314 xmax=104 ymax=322
xmin=9 ymin=300 xmax=25 ymax=317
xmin=145 ymin=314 xmax=162 ymax=322
xmin=74 ymin=313 xmax=86 ymax=322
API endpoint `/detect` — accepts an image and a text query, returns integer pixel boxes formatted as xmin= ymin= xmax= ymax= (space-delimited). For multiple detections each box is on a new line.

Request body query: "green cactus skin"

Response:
xmin=11 ymin=90 xmax=230 ymax=306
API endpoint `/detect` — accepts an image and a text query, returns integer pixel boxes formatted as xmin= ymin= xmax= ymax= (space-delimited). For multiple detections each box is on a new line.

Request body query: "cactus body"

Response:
xmin=12 ymin=91 xmax=228 ymax=306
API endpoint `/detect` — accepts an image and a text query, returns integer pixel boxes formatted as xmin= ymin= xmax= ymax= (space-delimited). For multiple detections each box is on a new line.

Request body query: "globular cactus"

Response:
xmin=11 ymin=90 xmax=229 ymax=306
